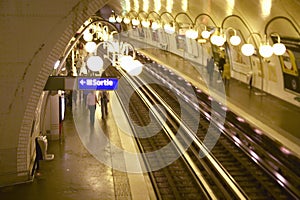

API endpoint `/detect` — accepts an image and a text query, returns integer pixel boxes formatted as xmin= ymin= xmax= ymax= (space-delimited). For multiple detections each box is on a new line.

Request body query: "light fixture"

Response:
xmin=141 ymin=19 xmax=150 ymax=28
xmin=224 ymin=27 xmax=242 ymax=46
xmin=146 ymin=11 xmax=162 ymax=30
xmin=86 ymin=56 xmax=103 ymax=71
xmin=241 ymin=33 xmax=286 ymax=58
xmin=201 ymin=26 xmax=211 ymax=39
xmin=54 ymin=60 xmax=60 ymax=69
xmin=264 ymin=16 xmax=296 ymax=56
xmin=85 ymin=41 xmax=97 ymax=53
xmin=193 ymin=13 xmax=217 ymax=40
xmin=97 ymin=41 xmax=143 ymax=76
xmin=119 ymin=55 xmax=143 ymax=76
xmin=123 ymin=17 xmax=131 ymax=24
xmin=116 ymin=15 xmax=123 ymax=23
xmin=241 ymin=43 xmax=255 ymax=56
xmin=259 ymin=41 xmax=273 ymax=58
xmin=83 ymin=30 xmax=93 ymax=42
xmin=241 ymin=33 xmax=261 ymax=57
xmin=210 ymin=28 xmax=226 ymax=46
xmin=164 ymin=23 xmax=175 ymax=34
xmin=173 ymin=12 xmax=197 ymax=39
xmin=108 ymin=14 xmax=116 ymax=23
xmin=137 ymin=11 xmax=150 ymax=28
xmin=272 ymin=33 xmax=286 ymax=55
xmin=230 ymin=35 xmax=241 ymax=46
xmin=151 ymin=21 xmax=161 ymax=30
xmin=185 ymin=27 xmax=198 ymax=39
xmin=132 ymin=18 xmax=140 ymax=26
xmin=210 ymin=27 xmax=241 ymax=46
xmin=55 ymin=16 xmax=125 ymax=76
xmin=257 ymin=34 xmax=273 ymax=58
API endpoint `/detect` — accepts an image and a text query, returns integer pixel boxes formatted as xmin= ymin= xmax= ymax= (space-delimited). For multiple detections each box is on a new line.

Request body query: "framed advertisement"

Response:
xmin=275 ymin=36 xmax=300 ymax=94
xmin=176 ymin=34 xmax=186 ymax=50
xmin=138 ymin=28 xmax=145 ymax=38
xmin=152 ymin=30 xmax=159 ymax=42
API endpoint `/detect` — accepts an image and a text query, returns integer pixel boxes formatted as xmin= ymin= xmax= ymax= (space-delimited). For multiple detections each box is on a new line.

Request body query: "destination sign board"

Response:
xmin=78 ymin=78 xmax=118 ymax=90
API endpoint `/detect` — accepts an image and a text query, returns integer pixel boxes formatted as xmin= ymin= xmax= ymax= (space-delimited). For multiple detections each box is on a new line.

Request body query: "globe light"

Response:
xmin=273 ymin=42 xmax=286 ymax=55
xmin=119 ymin=55 xmax=133 ymax=67
xmin=96 ymin=31 xmax=103 ymax=40
xmin=201 ymin=30 xmax=210 ymax=39
xmin=141 ymin=20 xmax=150 ymax=28
xmin=108 ymin=15 xmax=116 ymax=23
xmin=119 ymin=56 xmax=143 ymax=76
xmin=85 ymin=41 xmax=97 ymax=53
xmin=259 ymin=44 xmax=273 ymax=58
xmin=87 ymin=56 xmax=103 ymax=71
xmin=54 ymin=60 xmax=60 ymax=69
xmin=241 ymin=43 xmax=255 ymax=56
xmin=210 ymin=34 xmax=225 ymax=46
xmin=186 ymin=29 xmax=198 ymax=39
xmin=102 ymin=32 xmax=109 ymax=41
xmin=151 ymin=21 xmax=161 ymax=30
xmin=229 ymin=35 xmax=241 ymax=46
xmin=128 ymin=60 xmax=143 ymax=76
xmin=123 ymin=17 xmax=130 ymax=24
xmin=132 ymin=18 xmax=140 ymax=26
xmin=116 ymin=16 xmax=123 ymax=23
xmin=164 ymin=23 xmax=175 ymax=34
xmin=83 ymin=32 xmax=93 ymax=42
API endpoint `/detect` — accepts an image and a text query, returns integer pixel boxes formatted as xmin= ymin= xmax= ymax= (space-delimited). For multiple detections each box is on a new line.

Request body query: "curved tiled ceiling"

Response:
xmin=105 ymin=0 xmax=300 ymax=38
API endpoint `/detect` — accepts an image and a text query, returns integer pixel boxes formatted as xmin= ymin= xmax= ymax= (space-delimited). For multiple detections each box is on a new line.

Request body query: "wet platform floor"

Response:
xmin=0 ymin=94 xmax=155 ymax=200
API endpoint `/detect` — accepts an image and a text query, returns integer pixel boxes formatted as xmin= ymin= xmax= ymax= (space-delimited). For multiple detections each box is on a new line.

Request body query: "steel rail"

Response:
xmin=134 ymin=72 xmax=249 ymax=200
xmin=119 ymin=69 xmax=217 ymax=199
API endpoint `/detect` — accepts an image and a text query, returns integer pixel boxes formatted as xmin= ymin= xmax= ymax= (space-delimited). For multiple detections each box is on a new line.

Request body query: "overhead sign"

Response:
xmin=78 ymin=77 xmax=118 ymax=90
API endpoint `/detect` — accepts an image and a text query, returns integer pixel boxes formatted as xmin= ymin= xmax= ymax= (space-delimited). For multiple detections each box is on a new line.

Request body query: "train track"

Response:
xmin=104 ymin=53 xmax=300 ymax=199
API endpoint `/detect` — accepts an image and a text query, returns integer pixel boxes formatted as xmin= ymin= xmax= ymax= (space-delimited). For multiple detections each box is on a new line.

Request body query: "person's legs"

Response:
xmin=83 ymin=94 xmax=87 ymax=106
xmin=101 ymin=99 xmax=105 ymax=119
xmin=104 ymin=99 xmax=108 ymax=115
xmin=209 ymin=72 xmax=213 ymax=85
xmin=89 ymin=106 xmax=95 ymax=124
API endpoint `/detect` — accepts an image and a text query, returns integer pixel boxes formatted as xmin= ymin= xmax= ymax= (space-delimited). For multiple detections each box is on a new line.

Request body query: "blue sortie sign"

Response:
xmin=78 ymin=78 xmax=118 ymax=90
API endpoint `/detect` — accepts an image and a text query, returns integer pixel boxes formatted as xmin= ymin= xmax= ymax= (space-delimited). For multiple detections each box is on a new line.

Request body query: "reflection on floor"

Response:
xmin=0 ymin=95 xmax=154 ymax=200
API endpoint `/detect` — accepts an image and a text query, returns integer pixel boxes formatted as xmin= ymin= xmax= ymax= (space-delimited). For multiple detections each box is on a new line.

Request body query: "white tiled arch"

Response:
xmin=16 ymin=0 xmax=108 ymax=176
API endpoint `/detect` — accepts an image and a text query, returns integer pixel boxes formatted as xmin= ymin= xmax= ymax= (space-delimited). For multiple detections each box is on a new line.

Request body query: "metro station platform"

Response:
xmin=1 ymin=48 xmax=300 ymax=199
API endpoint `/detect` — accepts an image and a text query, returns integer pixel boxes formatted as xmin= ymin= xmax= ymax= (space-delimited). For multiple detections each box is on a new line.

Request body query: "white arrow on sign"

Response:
xmin=80 ymin=79 xmax=86 ymax=85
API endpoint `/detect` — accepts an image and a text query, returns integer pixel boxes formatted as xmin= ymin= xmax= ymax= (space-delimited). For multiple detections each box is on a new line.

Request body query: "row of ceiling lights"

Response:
xmin=82 ymin=22 xmax=143 ymax=76
xmin=108 ymin=11 xmax=286 ymax=59
xmin=54 ymin=18 xmax=144 ymax=76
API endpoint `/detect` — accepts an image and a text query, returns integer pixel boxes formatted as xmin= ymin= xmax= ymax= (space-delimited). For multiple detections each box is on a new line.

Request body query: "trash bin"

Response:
xmin=31 ymin=136 xmax=54 ymax=176
xmin=36 ymin=136 xmax=54 ymax=161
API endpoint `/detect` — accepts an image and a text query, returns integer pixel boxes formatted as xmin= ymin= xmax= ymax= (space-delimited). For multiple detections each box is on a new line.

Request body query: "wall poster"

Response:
xmin=229 ymin=30 xmax=252 ymax=73
xmin=158 ymin=29 xmax=167 ymax=44
xmin=138 ymin=28 xmax=145 ymax=38
xmin=275 ymin=36 xmax=300 ymax=94
xmin=151 ymin=30 xmax=159 ymax=42
xmin=176 ymin=34 xmax=186 ymax=51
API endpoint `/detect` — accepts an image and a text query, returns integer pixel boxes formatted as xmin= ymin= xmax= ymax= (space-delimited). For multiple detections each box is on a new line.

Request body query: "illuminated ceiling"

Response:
xmin=105 ymin=0 xmax=300 ymax=38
